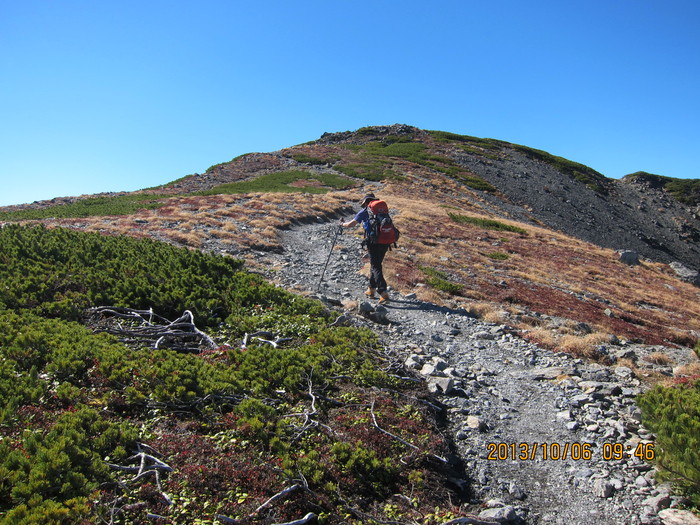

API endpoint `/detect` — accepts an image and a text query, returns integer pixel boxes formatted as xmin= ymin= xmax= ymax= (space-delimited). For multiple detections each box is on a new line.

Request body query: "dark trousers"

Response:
xmin=368 ymin=243 xmax=390 ymax=293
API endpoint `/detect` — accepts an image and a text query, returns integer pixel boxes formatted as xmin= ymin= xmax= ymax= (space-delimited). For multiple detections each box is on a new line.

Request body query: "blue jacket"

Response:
xmin=354 ymin=208 xmax=371 ymax=235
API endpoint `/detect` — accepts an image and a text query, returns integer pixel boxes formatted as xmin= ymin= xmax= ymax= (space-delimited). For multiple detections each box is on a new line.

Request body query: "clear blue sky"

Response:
xmin=1 ymin=0 xmax=699 ymax=207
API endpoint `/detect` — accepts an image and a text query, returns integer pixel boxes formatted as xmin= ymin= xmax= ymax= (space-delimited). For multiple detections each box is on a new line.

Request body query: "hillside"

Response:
xmin=5 ymin=125 xmax=698 ymax=271
xmin=2 ymin=124 xmax=698 ymax=350
xmin=168 ymin=124 xmax=700 ymax=272
xmin=1 ymin=125 xmax=700 ymax=524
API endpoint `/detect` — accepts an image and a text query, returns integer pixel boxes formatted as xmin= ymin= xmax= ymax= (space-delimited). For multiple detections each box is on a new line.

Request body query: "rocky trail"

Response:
xmin=253 ymin=219 xmax=698 ymax=525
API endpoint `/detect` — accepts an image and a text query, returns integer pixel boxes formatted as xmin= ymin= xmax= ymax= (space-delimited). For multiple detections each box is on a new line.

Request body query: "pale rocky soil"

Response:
xmin=251 ymin=220 xmax=700 ymax=525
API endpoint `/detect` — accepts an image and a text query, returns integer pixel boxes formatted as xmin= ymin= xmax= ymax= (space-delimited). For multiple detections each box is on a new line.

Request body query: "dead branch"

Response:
xmin=370 ymin=399 xmax=420 ymax=451
xmin=370 ymin=399 xmax=448 ymax=464
xmin=441 ymin=517 xmax=501 ymax=525
xmin=215 ymin=484 xmax=308 ymax=524
xmin=89 ymin=306 xmax=216 ymax=352
xmin=105 ymin=443 xmax=173 ymax=508
xmin=282 ymin=371 xmax=334 ymax=441
xmin=242 ymin=330 xmax=293 ymax=348
xmin=90 ymin=306 xmax=171 ymax=325
xmin=273 ymin=513 xmax=318 ymax=525
xmin=253 ymin=483 xmax=301 ymax=515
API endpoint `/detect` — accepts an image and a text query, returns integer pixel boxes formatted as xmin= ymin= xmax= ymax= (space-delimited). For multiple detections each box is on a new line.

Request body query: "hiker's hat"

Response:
xmin=361 ymin=193 xmax=376 ymax=206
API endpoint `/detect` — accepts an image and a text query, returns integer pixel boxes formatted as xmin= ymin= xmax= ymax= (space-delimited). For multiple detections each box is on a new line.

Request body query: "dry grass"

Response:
xmin=557 ymin=333 xmax=614 ymax=358
xmin=465 ymin=302 xmax=500 ymax=320
xmin=674 ymin=363 xmax=700 ymax=377
xmin=22 ymin=162 xmax=699 ymax=364
xmin=643 ymin=352 xmax=675 ymax=366
xmin=524 ymin=328 xmax=558 ymax=349
xmin=376 ymin=177 xmax=700 ymax=359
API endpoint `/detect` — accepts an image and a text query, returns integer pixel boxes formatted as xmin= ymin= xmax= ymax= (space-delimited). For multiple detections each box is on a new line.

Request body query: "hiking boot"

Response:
xmin=379 ymin=292 xmax=390 ymax=304
xmin=364 ymin=288 xmax=376 ymax=298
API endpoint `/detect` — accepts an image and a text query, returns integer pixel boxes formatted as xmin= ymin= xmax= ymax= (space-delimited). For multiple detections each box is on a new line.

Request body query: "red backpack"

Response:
xmin=366 ymin=200 xmax=400 ymax=246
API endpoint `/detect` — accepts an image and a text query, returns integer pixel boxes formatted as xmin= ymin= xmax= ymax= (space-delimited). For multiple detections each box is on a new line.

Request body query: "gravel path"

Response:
xmin=254 ymin=220 xmax=696 ymax=525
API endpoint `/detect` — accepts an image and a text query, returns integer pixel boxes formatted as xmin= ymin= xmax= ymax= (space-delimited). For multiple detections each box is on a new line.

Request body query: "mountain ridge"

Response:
xmin=5 ymin=124 xmax=697 ymax=272
xmin=156 ymin=124 xmax=699 ymax=273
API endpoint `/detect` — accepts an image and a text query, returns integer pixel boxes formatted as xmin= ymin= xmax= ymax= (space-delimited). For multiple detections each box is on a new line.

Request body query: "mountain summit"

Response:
xmin=165 ymin=124 xmax=700 ymax=272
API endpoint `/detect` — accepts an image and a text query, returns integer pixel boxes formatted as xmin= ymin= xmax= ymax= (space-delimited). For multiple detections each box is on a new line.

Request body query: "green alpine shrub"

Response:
xmin=638 ymin=379 xmax=700 ymax=507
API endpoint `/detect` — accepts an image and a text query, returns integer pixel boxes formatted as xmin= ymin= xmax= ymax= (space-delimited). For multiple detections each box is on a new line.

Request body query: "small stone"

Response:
xmin=508 ymin=481 xmax=526 ymax=500
xmin=466 ymin=415 xmax=484 ymax=431
xmin=456 ymin=430 xmax=470 ymax=440
xmin=635 ymin=475 xmax=649 ymax=488
xmin=620 ymin=250 xmax=640 ymax=266
xmin=643 ymin=493 xmax=672 ymax=511
xmin=615 ymin=366 xmax=634 ymax=379
xmin=566 ymin=421 xmax=580 ymax=431
xmin=420 ymin=364 xmax=444 ymax=377
xmin=479 ymin=505 xmax=517 ymax=522
xmin=575 ymin=467 xmax=595 ymax=479
xmin=556 ymin=409 xmax=573 ymax=421
xmin=593 ymin=478 xmax=615 ymax=498
xmin=473 ymin=330 xmax=497 ymax=340
xmin=609 ymin=478 xmax=625 ymax=491
xmin=431 ymin=357 xmax=449 ymax=371
xmin=658 ymin=508 xmax=700 ymax=525
xmin=404 ymin=355 xmax=422 ymax=369
xmin=570 ymin=394 xmax=591 ymax=407
xmin=428 ymin=377 xmax=454 ymax=395
xmin=530 ymin=366 xmax=572 ymax=380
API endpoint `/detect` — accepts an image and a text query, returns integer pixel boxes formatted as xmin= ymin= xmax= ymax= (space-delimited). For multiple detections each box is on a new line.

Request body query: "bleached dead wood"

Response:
xmin=90 ymin=306 xmax=216 ymax=352
xmin=272 ymin=513 xmax=318 ymax=525
xmin=253 ymin=483 xmax=301 ymax=515
xmin=282 ymin=372 xmax=334 ymax=440
xmin=369 ymin=398 xmax=420 ymax=452
xmin=242 ymin=330 xmax=293 ymax=348
xmin=441 ymin=517 xmax=501 ymax=525
xmin=215 ymin=484 xmax=308 ymax=524
xmin=106 ymin=443 xmax=173 ymax=508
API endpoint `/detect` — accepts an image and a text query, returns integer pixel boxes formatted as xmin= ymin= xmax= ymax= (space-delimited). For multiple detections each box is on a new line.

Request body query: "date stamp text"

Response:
xmin=486 ymin=442 xmax=655 ymax=461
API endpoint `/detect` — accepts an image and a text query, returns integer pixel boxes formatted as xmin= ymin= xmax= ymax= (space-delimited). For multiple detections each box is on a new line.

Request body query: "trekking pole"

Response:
xmin=317 ymin=224 xmax=343 ymax=292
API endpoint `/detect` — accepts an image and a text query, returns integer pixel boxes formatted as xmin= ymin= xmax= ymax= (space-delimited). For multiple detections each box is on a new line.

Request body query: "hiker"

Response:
xmin=341 ymin=193 xmax=398 ymax=304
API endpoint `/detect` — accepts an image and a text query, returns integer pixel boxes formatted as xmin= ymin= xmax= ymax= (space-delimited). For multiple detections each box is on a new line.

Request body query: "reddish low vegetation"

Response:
xmin=11 ymin=143 xmax=699 ymax=357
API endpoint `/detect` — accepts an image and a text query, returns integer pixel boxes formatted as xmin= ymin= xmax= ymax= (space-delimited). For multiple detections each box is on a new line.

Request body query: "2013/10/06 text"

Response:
xmin=486 ymin=442 xmax=655 ymax=461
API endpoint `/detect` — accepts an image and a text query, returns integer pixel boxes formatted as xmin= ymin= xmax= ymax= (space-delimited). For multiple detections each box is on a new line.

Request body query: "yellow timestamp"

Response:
xmin=486 ymin=442 xmax=656 ymax=461
xmin=602 ymin=442 xmax=655 ymax=461
xmin=487 ymin=442 xmax=593 ymax=461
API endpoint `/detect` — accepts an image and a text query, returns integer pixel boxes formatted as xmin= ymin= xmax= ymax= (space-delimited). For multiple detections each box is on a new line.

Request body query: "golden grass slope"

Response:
xmin=10 ymin=151 xmax=700 ymax=361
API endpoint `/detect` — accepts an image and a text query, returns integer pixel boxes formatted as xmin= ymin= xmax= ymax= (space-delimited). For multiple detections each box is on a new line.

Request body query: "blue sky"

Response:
xmin=1 ymin=1 xmax=699 ymax=207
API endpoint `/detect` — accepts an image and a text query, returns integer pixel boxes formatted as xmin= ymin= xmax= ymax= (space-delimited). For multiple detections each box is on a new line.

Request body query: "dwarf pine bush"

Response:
xmin=638 ymin=380 xmax=700 ymax=506
xmin=0 ymin=194 xmax=167 ymax=220
xmin=0 ymin=225 xmax=462 ymax=522
xmin=0 ymin=224 xmax=325 ymax=328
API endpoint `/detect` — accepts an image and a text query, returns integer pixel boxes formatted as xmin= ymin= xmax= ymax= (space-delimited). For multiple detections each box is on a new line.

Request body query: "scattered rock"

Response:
xmin=466 ymin=415 xmax=485 ymax=431
xmin=478 ymin=505 xmax=517 ymax=522
xmin=658 ymin=508 xmax=700 ymax=525
xmin=669 ymin=262 xmax=700 ymax=287
xmin=620 ymin=250 xmax=641 ymax=266
xmin=428 ymin=376 xmax=455 ymax=395
xmin=592 ymin=479 xmax=616 ymax=498
xmin=266 ymin=220 xmax=688 ymax=525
